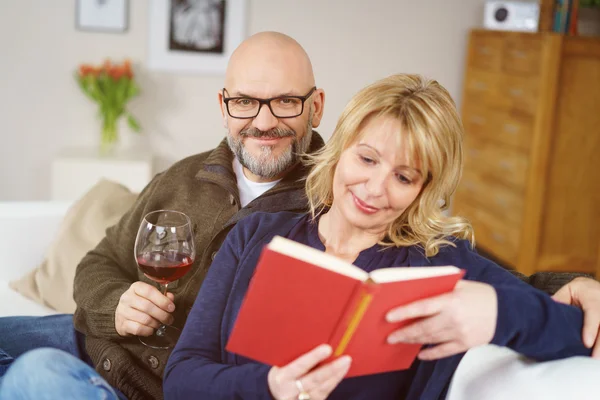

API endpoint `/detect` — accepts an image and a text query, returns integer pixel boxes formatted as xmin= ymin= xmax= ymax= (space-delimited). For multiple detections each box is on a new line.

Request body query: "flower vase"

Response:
xmin=100 ymin=114 xmax=119 ymax=156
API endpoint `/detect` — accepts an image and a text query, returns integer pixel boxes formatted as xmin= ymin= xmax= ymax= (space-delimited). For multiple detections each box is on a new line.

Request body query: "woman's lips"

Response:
xmin=352 ymin=193 xmax=379 ymax=214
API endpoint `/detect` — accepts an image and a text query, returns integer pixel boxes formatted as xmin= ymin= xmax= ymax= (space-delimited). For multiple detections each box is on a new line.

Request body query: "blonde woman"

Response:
xmin=164 ymin=74 xmax=591 ymax=400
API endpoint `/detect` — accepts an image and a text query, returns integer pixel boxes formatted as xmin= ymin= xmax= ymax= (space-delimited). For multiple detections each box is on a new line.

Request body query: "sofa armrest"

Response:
xmin=0 ymin=202 xmax=71 ymax=281
xmin=447 ymin=344 xmax=600 ymax=399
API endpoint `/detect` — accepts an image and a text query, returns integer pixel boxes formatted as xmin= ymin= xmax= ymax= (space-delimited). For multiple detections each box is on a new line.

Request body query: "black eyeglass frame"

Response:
xmin=222 ymin=86 xmax=317 ymax=119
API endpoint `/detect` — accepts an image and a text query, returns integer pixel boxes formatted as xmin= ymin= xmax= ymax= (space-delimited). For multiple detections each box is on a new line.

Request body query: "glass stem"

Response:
xmin=156 ymin=282 xmax=169 ymax=337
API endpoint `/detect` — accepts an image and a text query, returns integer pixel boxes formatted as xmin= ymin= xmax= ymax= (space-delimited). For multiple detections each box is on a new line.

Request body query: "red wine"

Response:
xmin=137 ymin=251 xmax=193 ymax=284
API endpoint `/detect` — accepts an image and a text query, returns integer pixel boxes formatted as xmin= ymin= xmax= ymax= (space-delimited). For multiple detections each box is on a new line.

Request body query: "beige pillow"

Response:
xmin=10 ymin=179 xmax=138 ymax=313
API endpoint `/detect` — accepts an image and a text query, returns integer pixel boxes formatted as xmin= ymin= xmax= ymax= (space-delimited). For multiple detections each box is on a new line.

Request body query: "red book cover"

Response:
xmin=226 ymin=236 xmax=464 ymax=377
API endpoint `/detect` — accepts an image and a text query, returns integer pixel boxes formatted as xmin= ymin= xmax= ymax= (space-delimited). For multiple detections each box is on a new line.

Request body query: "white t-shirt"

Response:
xmin=233 ymin=158 xmax=281 ymax=207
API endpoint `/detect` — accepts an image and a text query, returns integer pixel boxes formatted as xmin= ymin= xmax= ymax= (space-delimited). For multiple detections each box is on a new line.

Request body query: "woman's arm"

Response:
xmin=474 ymin=253 xmax=591 ymax=360
xmin=164 ymin=215 xmax=273 ymax=400
xmin=386 ymin=242 xmax=592 ymax=362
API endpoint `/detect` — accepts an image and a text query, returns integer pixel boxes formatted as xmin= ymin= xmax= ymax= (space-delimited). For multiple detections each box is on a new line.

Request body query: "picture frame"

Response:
xmin=76 ymin=0 xmax=129 ymax=33
xmin=148 ymin=0 xmax=247 ymax=75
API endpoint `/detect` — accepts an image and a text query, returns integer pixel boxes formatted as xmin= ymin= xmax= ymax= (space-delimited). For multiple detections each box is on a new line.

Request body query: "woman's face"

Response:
xmin=331 ymin=114 xmax=425 ymax=234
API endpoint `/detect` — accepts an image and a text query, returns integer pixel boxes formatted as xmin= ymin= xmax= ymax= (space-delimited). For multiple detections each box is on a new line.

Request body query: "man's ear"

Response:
xmin=310 ymin=88 xmax=326 ymax=128
xmin=218 ymin=90 xmax=228 ymax=128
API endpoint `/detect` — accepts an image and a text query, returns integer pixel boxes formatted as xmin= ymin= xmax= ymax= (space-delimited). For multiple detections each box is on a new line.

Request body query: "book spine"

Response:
xmin=568 ymin=0 xmax=579 ymax=35
xmin=328 ymin=280 xmax=378 ymax=357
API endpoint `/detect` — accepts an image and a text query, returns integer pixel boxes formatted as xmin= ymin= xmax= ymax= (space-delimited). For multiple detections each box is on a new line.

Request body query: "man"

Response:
xmin=0 ymin=31 xmax=324 ymax=400
xmin=0 ymin=31 xmax=599 ymax=400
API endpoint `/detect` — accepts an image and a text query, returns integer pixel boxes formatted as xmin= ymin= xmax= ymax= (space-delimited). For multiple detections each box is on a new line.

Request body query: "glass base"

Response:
xmin=138 ymin=325 xmax=181 ymax=350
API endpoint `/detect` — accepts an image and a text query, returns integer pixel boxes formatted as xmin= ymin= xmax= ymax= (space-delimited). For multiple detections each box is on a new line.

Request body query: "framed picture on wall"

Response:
xmin=148 ymin=0 xmax=247 ymax=74
xmin=76 ymin=0 xmax=129 ymax=33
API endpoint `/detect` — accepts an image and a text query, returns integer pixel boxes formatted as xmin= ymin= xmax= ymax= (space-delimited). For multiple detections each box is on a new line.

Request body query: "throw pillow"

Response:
xmin=9 ymin=179 xmax=138 ymax=313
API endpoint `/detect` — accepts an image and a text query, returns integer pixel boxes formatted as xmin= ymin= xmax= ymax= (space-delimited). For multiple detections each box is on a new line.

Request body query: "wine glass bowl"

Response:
xmin=134 ymin=210 xmax=195 ymax=349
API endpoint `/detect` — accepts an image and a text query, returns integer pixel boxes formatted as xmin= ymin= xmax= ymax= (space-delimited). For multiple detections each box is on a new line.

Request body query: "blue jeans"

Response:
xmin=0 ymin=314 xmax=89 ymax=371
xmin=0 ymin=315 xmax=126 ymax=399
xmin=0 ymin=348 xmax=121 ymax=400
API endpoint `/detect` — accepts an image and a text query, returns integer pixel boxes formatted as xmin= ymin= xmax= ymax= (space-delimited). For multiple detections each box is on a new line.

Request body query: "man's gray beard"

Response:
xmin=227 ymin=110 xmax=313 ymax=179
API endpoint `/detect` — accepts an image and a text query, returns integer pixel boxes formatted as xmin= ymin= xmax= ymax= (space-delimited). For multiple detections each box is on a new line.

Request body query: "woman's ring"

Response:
xmin=295 ymin=379 xmax=311 ymax=400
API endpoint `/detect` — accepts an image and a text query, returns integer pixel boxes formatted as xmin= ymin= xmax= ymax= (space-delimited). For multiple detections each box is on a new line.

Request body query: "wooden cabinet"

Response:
xmin=454 ymin=30 xmax=600 ymax=278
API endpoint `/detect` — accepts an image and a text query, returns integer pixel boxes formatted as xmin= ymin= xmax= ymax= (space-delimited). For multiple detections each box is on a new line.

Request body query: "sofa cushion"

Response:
xmin=0 ymin=281 xmax=57 ymax=317
xmin=9 ymin=179 xmax=138 ymax=313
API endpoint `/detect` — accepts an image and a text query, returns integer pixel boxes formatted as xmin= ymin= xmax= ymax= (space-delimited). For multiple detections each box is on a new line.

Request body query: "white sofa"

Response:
xmin=1 ymin=201 xmax=599 ymax=399
xmin=0 ymin=201 xmax=71 ymax=317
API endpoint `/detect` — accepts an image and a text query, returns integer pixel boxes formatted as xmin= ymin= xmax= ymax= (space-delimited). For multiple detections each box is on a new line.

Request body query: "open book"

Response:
xmin=225 ymin=236 xmax=465 ymax=377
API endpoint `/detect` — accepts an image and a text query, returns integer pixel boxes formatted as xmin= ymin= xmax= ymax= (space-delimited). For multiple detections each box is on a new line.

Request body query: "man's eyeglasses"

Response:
xmin=222 ymin=87 xmax=317 ymax=119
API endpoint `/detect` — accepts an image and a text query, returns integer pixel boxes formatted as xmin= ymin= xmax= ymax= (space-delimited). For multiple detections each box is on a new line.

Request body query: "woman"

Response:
xmin=163 ymin=74 xmax=591 ymax=400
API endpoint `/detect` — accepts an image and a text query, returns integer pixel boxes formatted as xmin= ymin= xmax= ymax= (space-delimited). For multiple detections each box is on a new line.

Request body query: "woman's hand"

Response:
xmin=268 ymin=344 xmax=352 ymax=400
xmin=385 ymin=280 xmax=497 ymax=360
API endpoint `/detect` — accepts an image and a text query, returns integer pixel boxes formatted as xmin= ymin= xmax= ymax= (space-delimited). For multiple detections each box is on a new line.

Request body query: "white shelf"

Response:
xmin=51 ymin=146 xmax=153 ymax=201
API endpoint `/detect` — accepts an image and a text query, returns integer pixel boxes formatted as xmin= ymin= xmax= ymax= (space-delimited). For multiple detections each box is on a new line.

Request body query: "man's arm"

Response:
xmin=73 ymin=173 xmax=166 ymax=339
xmin=509 ymin=270 xmax=593 ymax=295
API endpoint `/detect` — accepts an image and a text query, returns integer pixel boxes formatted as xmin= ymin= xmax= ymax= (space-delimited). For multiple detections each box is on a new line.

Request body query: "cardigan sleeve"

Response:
xmin=464 ymin=248 xmax=592 ymax=360
xmin=164 ymin=214 xmax=273 ymax=400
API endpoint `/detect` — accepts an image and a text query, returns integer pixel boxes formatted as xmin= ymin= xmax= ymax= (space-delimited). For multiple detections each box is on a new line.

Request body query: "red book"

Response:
xmin=225 ymin=236 xmax=465 ymax=377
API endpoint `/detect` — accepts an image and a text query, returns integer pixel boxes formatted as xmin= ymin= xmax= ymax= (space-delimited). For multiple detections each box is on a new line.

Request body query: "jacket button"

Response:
xmin=229 ymin=194 xmax=236 ymax=205
xmin=102 ymin=358 xmax=112 ymax=371
xmin=148 ymin=355 xmax=160 ymax=369
xmin=211 ymin=251 xmax=217 ymax=260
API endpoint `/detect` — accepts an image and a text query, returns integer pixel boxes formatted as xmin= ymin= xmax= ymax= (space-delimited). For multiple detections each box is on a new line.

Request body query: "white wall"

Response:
xmin=0 ymin=0 xmax=487 ymax=200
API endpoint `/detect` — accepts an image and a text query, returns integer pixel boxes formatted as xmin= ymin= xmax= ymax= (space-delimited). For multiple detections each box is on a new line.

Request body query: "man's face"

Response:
xmin=219 ymin=45 xmax=324 ymax=181
xmin=221 ymin=86 xmax=317 ymax=180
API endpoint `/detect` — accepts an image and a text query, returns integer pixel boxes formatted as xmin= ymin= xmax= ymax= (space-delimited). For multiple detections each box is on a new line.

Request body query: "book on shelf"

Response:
xmin=225 ymin=236 xmax=465 ymax=377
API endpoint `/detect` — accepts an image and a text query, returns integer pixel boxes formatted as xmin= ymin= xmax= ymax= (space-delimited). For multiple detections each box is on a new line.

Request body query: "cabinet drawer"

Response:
xmin=462 ymin=102 xmax=534 ymax=151
xmin=496 ymin=74 xmax=540 ymax=116
xmin=469 ymin=34 xmax=504 ymax=71
xmin=453 ymin=201 xmax=520 ymax=266
xmin=502 ymin=36 xmax=542 ymax=76
xmin=464 ymin=137 xmax=530 ymax=190
xmin=465 ymin=70 xmax=500 ymax=105
xmin=457 ymin=170 xmax=524 ymax=225
xmin=493 ymin=110 xmax=534 ymax=151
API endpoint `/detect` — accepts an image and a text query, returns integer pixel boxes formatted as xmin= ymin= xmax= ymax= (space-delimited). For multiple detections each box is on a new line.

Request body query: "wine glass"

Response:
xmin=134 ymin=210 xmax=196 ymax=349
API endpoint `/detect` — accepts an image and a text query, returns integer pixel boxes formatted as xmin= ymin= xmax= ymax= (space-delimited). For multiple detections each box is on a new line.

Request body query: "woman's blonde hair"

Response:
xmin=304 ymin=73 xmax=473 ymax=257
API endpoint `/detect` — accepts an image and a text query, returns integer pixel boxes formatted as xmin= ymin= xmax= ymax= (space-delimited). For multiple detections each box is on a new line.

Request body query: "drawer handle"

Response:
xmin=512 ymin=50 xmax=527 ymax=59
xmin=471 ymin=116 xmax=486 ymax=125
xmin=469 ymin=149 xmax=481 ymax=158
xmin=464 ymin=181 xmax=476 ymax=191
xmin=478 ymin=46 xmax=491 ymax=55
xmin=499 ymin=160 xmax=514 ymax=170
xmin=509 ymin=88 xmax=523 ymax=97
xmin=492 ymin=232 xmax=506 ymax=243
xmin=503 ymin=123 xmax=519 ymax=134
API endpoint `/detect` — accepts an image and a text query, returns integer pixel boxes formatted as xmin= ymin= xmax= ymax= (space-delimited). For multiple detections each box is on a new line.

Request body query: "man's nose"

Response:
xmin=252 ymin=103 xmax=279 ymax=132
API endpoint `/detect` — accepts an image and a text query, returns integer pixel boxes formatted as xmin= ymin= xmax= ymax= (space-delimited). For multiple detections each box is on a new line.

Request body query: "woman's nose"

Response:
xmin=365 ymin=172 xmax=386 ymax=196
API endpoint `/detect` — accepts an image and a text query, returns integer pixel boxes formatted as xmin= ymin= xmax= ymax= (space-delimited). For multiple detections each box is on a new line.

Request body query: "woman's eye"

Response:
xmin=396 ymin=173 xmax=412 ymax=184
xmin=360 ymin=156 xmax=374 ymax=165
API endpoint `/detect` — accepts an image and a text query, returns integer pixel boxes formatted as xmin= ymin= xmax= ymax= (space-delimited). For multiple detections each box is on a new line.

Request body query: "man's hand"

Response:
xmin=115 ymin=281 xmax=176 ymax=337
xmin=385 ymin=280 xmax=497 ymax=360
xmin=553 ymin=277 xmax=600 ymax=358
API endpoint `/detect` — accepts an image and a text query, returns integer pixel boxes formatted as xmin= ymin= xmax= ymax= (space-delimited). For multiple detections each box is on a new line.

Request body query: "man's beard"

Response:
xmin=227 ymin=110 xmax=314 ymax=179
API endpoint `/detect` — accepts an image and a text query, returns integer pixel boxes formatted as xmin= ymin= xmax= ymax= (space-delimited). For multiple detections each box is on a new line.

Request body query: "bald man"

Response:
xmin=0 ymin=32 xmax=325 ymax=400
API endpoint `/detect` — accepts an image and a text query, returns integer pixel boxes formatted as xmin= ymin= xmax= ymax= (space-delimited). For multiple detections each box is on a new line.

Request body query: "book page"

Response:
xmin=369 ymin=266 xmax=461 ymax=283
xmin=268 ymin=236 xmax=368 ymax=281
